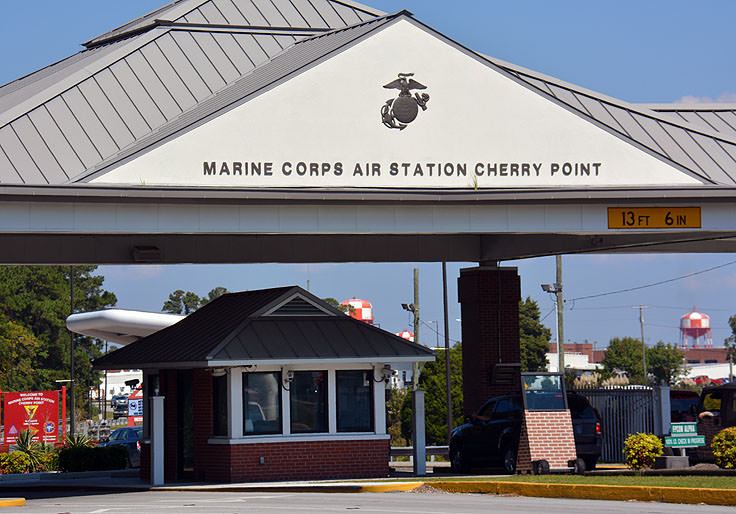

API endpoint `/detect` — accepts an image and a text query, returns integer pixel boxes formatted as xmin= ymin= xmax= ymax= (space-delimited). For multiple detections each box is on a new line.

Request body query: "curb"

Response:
xmin=431 ymin=480 xmax=736 ymax=506
xmin=0 ymin=498 xmax=25 ymax=508
xmin=155 ymin=482 xmax=425 ymax=494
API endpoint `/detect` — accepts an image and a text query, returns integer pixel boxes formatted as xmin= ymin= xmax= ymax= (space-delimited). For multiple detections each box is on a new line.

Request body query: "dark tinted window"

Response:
xmin=567 ymin=395 xmax=596 ymax=420
xmin=291 ymin=371 xmax=328 ymax=433
xmin=244 ymin=372 xmax=282 ymax=434
xmin=477 ymin=400 xmax=495 ymax=418
xmin=336 ymin=370 xmax=373 ymax=432
xmin=492 ymin=398 xmax=520 ymax=420
xmin=523 ymin=375 xmax=566 ymax=411
xmin=212 ymin=374 xmax=227 ymax=436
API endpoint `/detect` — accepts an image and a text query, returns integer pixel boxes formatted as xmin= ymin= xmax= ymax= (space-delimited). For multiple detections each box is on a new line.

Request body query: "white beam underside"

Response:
xmin=1 ymin=202 xmax=735 ymax=234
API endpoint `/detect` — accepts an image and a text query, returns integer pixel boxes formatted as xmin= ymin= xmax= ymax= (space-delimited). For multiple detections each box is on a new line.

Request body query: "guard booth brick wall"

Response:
xmin=458 ymin=266 xmax=522 ymax=416
xmin=516 ymin=410 xmax=577 ymax=473
xmin=198 ymin=439 xmax=389 ymax=482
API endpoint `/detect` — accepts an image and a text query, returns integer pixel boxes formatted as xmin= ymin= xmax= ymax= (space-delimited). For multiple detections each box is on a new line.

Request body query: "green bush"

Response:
xmin=712 ymin=426 xmax=736 ymax=469
xmin=0 ymin=452 xmax=32 ymax=474
xmin=623 ymin=432 xmax=663 ymax=470
xmin=58 ymin=445 xmax=128 ymax=472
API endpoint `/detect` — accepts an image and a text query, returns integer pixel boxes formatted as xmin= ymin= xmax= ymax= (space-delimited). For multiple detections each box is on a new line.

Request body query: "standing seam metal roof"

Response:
xmin=93 ymin=285 xmax=435 ymax=369
xmin=76 ymin=12 xmax=398 ymax=183
xmin=486 ymin=57 xmax=736 ymax=185
xmin=0 ymin=0 xmax=383 ymax=185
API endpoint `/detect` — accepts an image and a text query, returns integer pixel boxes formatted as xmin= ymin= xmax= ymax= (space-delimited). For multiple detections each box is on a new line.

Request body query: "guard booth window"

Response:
xmin=212 ymin=374 xmax=227 ymax=436
xmin=290 ymin=371 xmax=327 ymax=433
xmin=243 ymin=372 xmax=281 ymax=434
xmin=336 ymin=370 xmax=373 ymax=432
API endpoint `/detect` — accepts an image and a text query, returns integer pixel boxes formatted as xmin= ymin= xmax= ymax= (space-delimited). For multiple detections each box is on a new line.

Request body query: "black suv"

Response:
xmin=449 ymin=392 xmax=602 ymax=474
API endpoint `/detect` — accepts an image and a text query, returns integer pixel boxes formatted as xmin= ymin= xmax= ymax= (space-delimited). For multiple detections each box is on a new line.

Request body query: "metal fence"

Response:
xmin=572 ymin=386 xmax=655 ymax=463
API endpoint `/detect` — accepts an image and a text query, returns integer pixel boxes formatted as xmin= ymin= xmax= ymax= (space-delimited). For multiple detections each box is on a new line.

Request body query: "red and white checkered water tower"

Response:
xmin=340 ymin=298 xmax=374 ymax=325
xmin=396 ymin=330 xmax=414 ymax=342
xmin=680 ymin=308 xmax=712 ymax=349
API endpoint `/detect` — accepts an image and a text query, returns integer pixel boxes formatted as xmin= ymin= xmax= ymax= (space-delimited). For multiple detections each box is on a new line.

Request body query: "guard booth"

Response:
xmin=93 ymin=286 xmax=434 ymax=483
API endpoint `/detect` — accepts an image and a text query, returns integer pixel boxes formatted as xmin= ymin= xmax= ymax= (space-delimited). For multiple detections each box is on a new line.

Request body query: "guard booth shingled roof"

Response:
xmin=93 ymin=285 xmax=436 ymax=370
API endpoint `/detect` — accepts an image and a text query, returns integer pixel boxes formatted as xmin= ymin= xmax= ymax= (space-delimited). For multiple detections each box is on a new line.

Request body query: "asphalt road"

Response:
xmin=9 ymin=491 xmax=736 ymax=514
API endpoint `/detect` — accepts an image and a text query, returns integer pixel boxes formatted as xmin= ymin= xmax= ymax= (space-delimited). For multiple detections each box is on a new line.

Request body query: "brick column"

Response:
xmin=192 ymin=368 xmax=216 ymax=482
xmin=458 ymin=265 xmax=522 ymax=416
xmin=160 ymin=369 xmax=178 ymax=482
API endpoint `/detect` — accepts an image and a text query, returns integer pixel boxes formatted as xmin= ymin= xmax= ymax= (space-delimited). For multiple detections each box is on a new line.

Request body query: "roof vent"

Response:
xmin=268 ymin=296 xmax=331 ymax=317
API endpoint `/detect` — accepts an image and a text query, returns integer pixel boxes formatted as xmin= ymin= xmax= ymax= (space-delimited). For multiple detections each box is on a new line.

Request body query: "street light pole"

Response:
xmin=555 ymin=255 xmax=565 ymax=373
xmin=633 ymin=305 xmax=649 ymax=379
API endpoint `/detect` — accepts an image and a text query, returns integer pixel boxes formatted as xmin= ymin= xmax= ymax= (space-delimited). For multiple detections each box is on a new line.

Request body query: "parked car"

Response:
xmin=670 ymin=389 xmax=699 ymax=422
xmin=110 ymin=394 xmax=128 ymax=409
xmin=113 ymin=402 xmax=128 ymax=419
xmin=98 ymin=426 xmax=142 ymax=467
xmin=449 ymin=392 xmax=601 ymax=474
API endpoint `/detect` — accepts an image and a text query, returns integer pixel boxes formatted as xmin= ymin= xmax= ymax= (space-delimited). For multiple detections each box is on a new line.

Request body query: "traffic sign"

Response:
xmin=665 ymin=435 xmax=705 ymax=448
xmin=671 ymin=422 xmax=697 ymax=435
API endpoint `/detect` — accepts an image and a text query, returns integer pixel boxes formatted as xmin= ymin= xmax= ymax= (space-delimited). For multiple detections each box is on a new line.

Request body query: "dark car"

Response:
xmin=113 ymin=402 xmax=128 ymax=419
xmin=99 ymin=427 xmax=142 ymax=467
xmin=111 ymin=394 xmax=128 ymax=409
xmin=449 ymin=392 xmax=601 ymax=474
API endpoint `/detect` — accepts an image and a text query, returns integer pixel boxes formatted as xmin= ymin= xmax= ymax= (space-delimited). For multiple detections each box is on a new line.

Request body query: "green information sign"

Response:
xmin=670 ymin=422 xmax=697 ymax=435
xmin=664 ymin=435 xmax=705 ymax=448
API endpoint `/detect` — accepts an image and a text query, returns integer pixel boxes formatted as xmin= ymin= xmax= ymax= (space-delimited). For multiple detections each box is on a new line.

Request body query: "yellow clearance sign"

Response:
xmin=608 ymin=207 xmax=701 ymax=229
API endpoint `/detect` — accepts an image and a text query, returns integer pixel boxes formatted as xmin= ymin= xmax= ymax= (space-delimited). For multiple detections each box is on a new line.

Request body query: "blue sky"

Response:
xmin=3 ymin=1 xmax=736 ymax=350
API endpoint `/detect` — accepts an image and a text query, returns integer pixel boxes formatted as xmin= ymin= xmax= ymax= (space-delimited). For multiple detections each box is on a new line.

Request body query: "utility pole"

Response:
xmin=442 ymin=262 xmax=452 ymax=443
xmin=555 ymin=255 xmax=565 ymax=373
xmin=413 ymin=267 xmax=420 ymax=390
xmin=633 ymin=305 xmax=648 ymax=379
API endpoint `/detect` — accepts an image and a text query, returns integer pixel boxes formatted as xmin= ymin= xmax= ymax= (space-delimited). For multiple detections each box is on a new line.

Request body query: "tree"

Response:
xmin=0 ymin=266 xmax=116 ymax=416
xmin=162 ymin=290 xmax=204 ymax=315
xmin=321 ymin=297 xmax=354 ymax=314
xmin=201 ymin=287 xmax=228 ymax=306
xmin=646 ymin=341 xmax=685 ymax=385
xmin=400 ymin=343 xmax=463 ymax=446
xmin=519 ymin=297 xmax=551 ymax=372
xmin=163 ymin=287 xmax=229 ymax=314
xmin=601 ymin=336 xmax=645 ymax=381
xmin=0 ymin=321 xmax=40 ymax=392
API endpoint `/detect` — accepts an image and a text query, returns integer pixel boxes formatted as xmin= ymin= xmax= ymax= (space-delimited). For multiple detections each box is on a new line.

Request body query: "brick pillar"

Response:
xmin=192 ymin=369 xmax=215 ymax=482
xmin=458 ymin=265 xmax=522 ymax=416
xmin=160 ymin=369 xmax=178 ymax=482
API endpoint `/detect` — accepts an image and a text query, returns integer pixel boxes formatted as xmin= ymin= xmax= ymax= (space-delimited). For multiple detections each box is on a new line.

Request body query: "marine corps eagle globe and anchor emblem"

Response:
xmin=381 ymin=73 xmax=430 ymax=130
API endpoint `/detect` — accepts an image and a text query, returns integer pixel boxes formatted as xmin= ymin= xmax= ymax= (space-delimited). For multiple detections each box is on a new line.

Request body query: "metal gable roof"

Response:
xmin=0 ymin=0 xmax=383 ymax=186
xmin=3 ymin=3 xmax=736 ymax=188
xmin=84 ymin=0 xmax=385 ymax=48
xmin=485 ymin=57 xmax=736 ymax=185
xmin=640 ymin=104 xmax=736 ymax=141
xmin=93 ymin=285 xmax=435 ymax=369
xmin=75 ymin=12 xmax=399 ymax=183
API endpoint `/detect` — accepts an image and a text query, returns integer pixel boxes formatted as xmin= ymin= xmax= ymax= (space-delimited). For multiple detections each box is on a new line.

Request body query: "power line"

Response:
xmin=568 ymin=258 xmax=736 ymax=303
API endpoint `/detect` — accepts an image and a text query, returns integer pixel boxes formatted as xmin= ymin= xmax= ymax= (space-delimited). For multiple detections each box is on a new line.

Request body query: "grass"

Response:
xmin=424 ymin=474 xmax=736 ymax=489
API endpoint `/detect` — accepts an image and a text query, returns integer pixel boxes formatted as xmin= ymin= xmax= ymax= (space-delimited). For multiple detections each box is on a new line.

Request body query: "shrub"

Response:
xmin=58 ymin=445 xmax=128 ymax=472
xmin=712 ymin=427 xmax=736 ymax=469
xmin=623 ymin=432 xmax=663 ymax=470
xmin=14 ymin=430 xmax=47 ymax=472
xmin=0 ymin=452 xmax=32 ymax=474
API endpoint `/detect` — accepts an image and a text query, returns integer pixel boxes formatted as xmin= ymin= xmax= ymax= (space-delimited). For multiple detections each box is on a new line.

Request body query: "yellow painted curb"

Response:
xmin=359 ymin=482 xmax=425 ymax=493
xmin=431 ymin=481 xmax=736 ymax=506
xmin=0 ymin=498 xmax=25 ymax=508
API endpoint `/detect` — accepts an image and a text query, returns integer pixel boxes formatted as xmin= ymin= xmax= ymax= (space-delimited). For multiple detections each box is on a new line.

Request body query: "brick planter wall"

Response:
xmin=516 ymin=410 xmax=576 ymax=473
xmin=201 ymin=438 xmax=389 ymax=482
